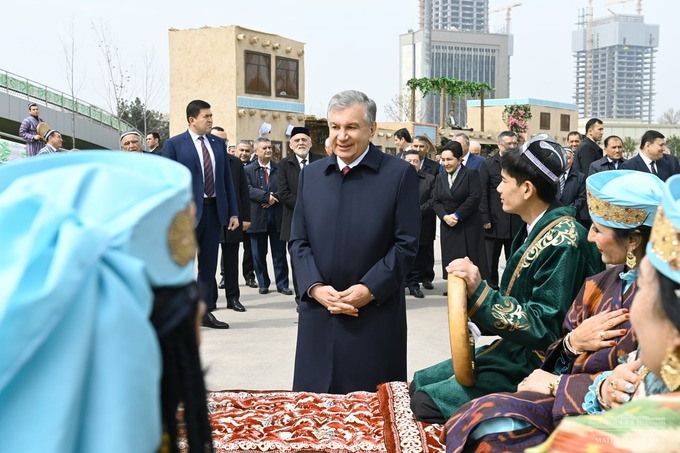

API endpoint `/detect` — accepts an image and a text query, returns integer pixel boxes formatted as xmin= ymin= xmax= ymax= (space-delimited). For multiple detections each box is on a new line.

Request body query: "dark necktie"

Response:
xmin=559 ymin=173 xmax=566 ymax=194
xmin=198 ymin=136 xmax=215 ymax=197
xmin=613 ymin=160 xmax=619 ymax=170
xmin=263 ymin=166 xmax=269 ymax=185
xmin=651 ymin=161 xmax=658 ymax=176
xmin=301 ymin=158 xmax=307 ymax=169
xmin=342 ymin=166 xmax=350 ymax=176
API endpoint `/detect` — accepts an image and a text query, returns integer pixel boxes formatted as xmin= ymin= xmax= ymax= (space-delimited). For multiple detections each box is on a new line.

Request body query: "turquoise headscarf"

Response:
xmin=648 ymin=174 xmax=680 ymax=286
xmin=0 ymin=151 xmax=195 ymax=453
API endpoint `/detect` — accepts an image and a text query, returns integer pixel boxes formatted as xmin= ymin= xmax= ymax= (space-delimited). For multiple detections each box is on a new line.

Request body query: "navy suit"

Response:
xmin=464 ymin=153 xmax=484 ymax=171
xmin=619 ymin=154 xmax=680 ymax=182
xmin=588 ymin=156 xmax=625 ymax=176
xmin=558 ymin=169 xmax=587 ymax=222
xmin=162 ymin=131 xmax=239 ymax=310
xmin=290 ymin=145 xmax=420 ymax=393
xmin=405 ymin=170 xmax=436 ymax=288
xmin=244 ymin=160 xmax=289 ymax=291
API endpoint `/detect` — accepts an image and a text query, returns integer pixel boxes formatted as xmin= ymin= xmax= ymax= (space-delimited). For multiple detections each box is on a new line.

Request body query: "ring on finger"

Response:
xmin=610 ymin=392 xmax=617 ymax=403
xmin=599 ymin=331 xmax=605 ymax=341
xmin=610 ymin=379 xmax=617 ymax=389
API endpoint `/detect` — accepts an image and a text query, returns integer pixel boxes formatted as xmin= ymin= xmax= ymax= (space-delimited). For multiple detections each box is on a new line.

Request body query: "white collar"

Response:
xmin=337 ymin=145 xmax=370 ymax=171
xmin=526 ymin=209 xmax=548 ymax=238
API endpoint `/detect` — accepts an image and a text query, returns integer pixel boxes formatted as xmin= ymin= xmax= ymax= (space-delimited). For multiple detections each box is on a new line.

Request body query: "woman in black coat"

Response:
xmin=432 ymin=141 xmax=489 ymax=280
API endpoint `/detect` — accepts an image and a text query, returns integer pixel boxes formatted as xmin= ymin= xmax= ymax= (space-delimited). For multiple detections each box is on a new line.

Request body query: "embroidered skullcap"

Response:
xmin=44 ymin=129 xmax=59 ymax=140
xmin=120 ymin=130 xmax=141 ymax=141
xmin=648 ymin=174 xmax=680 ymax=285
xmin=0 ymin=151 xmax=196 ymax=452
xmin=519 ymin=133 xmax=566 ymax=183
xmin=290 ymin=126 xmax=310 ymax=138
xmin=586 ymin=170 xmax=664 ymax=229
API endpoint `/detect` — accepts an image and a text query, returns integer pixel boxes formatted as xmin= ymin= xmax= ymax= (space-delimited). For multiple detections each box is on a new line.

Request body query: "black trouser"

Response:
xmin=406 ymin=240 xmax=434 ymax=288
xmin=484 ymin=237 xmax=512 ymax=290
xmin=242 ymin=232 xmax=255 ymax=280
xmin=220 ymin=241 xmax=240 ymax=301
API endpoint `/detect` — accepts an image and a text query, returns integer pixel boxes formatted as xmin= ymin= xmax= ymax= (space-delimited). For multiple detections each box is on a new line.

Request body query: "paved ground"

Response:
xmin=200 ymin=238 xmax=501 ymax=392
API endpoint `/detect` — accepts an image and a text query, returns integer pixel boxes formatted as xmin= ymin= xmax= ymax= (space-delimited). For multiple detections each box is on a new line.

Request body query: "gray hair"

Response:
xmin=254 ymin=136 xmax=271 ymax=148
xmin=236 ymin=139 xmax=252 ymax=148
xmin=327 ymin=90 xmax=376 ymax=125
xmin=453 ymin=132 xmax=470 ymax=145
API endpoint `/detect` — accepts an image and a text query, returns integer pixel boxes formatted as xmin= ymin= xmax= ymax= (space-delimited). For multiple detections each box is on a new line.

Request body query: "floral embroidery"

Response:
xmin=491 ymin=299 xmax=531 ymax=331
xmin=587 ymin=189 xmax=649 ymax=226
xmin=519 ymin=218 xmax=579 ymax=270
xmin=650 ymin=206 xmax=680 ymax=270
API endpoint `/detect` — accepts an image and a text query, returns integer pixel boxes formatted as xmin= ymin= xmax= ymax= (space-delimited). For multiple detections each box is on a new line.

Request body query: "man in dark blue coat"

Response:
xmin=162 ymin=100 xmax=239 ymax=329
xmin=290 ymin=90 xmax=420 ymax=394
xmin=453 ymin=132 xmax=484 ymax=171
xmin=619 ymin=130 xmax=680 ymax=182
xmin=244 ymin=137 xmax=291 ymax=295
xmin=572 ymin=118 xmax=604 ymax=174
xmin=587 ymin=135 xmax=625 ymax=176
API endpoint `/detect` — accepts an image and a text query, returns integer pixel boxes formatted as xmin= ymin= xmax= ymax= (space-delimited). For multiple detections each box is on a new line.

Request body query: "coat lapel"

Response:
xmin=449 ymin=166 xmax=466 ymax=195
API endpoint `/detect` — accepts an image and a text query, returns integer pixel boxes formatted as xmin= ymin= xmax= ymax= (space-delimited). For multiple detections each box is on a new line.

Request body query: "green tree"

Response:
xmin=118 ymin=97 xmax=169 ymax=142
xmin=622 ymin=137 xmax=637 ymax=157
xmin=666 ymin=135 xmax=680 ymax=159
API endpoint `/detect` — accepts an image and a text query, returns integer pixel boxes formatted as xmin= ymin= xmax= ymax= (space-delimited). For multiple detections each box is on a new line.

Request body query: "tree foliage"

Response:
xmin=622 ymin=137 xmax=637 ymax=156
xmin=118 ymin=97 xmax=169 ymax=142
xmin=406 ymin=77 xmax=493 ymax=98
xmin=666 ymin=135 xmax=680 ymax=158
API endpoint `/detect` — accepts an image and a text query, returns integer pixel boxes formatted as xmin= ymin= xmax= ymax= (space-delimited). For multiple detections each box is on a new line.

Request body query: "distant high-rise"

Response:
xmin=420 ymin=0 xmax=489 ymax=32
xmin=573 ymin=13 xmax=659 ymax=122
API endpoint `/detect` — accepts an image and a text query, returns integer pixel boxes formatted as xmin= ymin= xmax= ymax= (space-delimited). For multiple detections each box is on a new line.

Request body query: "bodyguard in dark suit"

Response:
xmin=162 ymin=100 xmax=239 ymax=329
xmin=453 ymin=132 xmax=484 ymax=171
xmin=212 ymin=127 xmax=250 ymax=313
xmin=234 ymin=141 xmax=258 ymax=288
xmin=403 ymin=150 xmax=436 ymax=298
xmin=588 ymin=135 xmax=625 ymax=176
xmin=557 ymin=148 xmax=587 ymax=222
xmin=479 ymin=131 xmax=523 ymax=290
xmin=290 ymin=90 xmax=420 ymax=394
xmin=278 ymin=127 xmax=324 ymax=305
xmin=245 ymin=137 xmax=290 ymax=295
xmin=619 ymin=130 xmax=680 ymax=182
xmin=572 ymin=118 xmax=604 ymax=174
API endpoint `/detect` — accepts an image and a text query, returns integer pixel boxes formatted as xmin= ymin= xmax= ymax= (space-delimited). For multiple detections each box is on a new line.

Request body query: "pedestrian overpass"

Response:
xmin=0 ymin=68 xmax=134 ymax=162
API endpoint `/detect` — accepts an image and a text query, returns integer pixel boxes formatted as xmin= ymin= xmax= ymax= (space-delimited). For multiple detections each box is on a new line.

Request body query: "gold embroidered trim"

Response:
xmin=506 ymin=216 xmax=578 ymax=294
xmin=491 ymin=299 xmax=531 ymax=331
xmin=650 ymin=206 xmax=680 ymax=270
xmin=468 ymin=283 xmax=491 ymax=318
xmin=586 ymin=189 xmax=649 ymax=226
xmin=168 ymin=206 xmax=197 ymax=266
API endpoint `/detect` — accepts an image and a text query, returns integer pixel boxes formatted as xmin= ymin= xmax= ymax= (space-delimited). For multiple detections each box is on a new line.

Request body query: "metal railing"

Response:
xmin=0 ymin=68 xmax=134 ymax=132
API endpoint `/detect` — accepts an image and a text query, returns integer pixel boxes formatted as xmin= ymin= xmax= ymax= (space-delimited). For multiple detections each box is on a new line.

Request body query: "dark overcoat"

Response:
xmin=417 ymin=170 xmax=436 ymax=243
xmin=420 ymin=157 xmax=441 ymax=178
xmin=587 ymin=156 xmax=626 ymax=176
xmin=244 ymin=160 xmax=283 ymax=233
xmin=478 ymin=153 xmax=523 ymax=240
xmin=289 ymin=145 xmax=420 ymax=394
xmin=277 ymin=152 xmax=325 ymax=242
xmin=432 ymin=165 xmax=489 ymax=279
xmin=557 ymin=169 xmax=587 ymax=222
xmin=221 ymin=153 xmax=251 ymax=243
xmin=572 ymin=137 xmax=602 ymax=174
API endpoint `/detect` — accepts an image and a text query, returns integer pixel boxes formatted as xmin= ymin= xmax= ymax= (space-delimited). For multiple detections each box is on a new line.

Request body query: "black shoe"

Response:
xmin=277 ymin=287 xmax=293 ymax=296
xmin=201 ymin=312 xmax=229 ymax=329
xmin=246 ymin=278 xmax=258 ymax=288
xmin=258 ymin=288 xmax=269 ymax=294
xmin=218 ymin=277 xmax=225 ymax=289
xmin=443 ymin=291 xmax=448 ymax=296
xmin=422 ymin=281 xmax=434 ymax=290
xmin=409 ymin=287 xmax=425 ymax=298
xmin=227 ymin=299 xmax=246 ymax=312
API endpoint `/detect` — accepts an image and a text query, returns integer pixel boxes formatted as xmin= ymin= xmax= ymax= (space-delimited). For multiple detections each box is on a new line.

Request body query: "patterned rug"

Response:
xmin=178 ymin=381 xmax=443 ymax=453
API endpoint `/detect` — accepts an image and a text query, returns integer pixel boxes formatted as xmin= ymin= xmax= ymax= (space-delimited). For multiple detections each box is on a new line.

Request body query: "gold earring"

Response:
xmin=660 ymin=350 xmax=680 ymax=391
xmin=626 ymin=250 xmax=637 ymax=270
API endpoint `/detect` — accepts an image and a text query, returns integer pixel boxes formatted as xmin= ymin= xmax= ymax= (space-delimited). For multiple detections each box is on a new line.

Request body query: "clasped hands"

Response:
xmin=261 ymin=194 xmax=279 ymax=209
xmin=310 ymin=284 xmax=373 ymax=317
xmin=443 ymin=214 xmax=459 ymax=228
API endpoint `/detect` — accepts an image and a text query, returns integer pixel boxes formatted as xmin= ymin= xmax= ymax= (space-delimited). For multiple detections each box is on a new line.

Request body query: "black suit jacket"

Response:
xmin=420 ymin=157 xmax=441 ymax=177
xmin=162 ymin=131 xmax=238 ymax=224
xmin=573 ymin=137 xmax=603 ymax=174
xmin=478 ymin=153 xmax=523 ymax=239
xmin=416 ymin=170 xmax=436 ymax=242
xmin=558 ymin=169 xmax=587 ymax=221
xmin=244 ymin=160 xmax=283 ymax=233
xmin=278 ymin=152 xmax=325 ymax=241
xmin=221 ymin=154 xmax=251 ymax=243
xmin=619 ymin=154 xmax=680 ymax=182
xmin=587 ymin=156 xmax=625 ymax=176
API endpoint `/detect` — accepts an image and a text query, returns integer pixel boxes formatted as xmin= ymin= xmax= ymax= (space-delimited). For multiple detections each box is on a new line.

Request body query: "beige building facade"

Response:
xmin=168 ymin=25 xmax=306 ymax=159
xmin=466 ymin=98 xmax=579 ymax=145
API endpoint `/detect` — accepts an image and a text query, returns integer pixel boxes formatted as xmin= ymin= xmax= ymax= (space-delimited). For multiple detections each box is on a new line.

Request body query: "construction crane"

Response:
xmin=606 ymin=0 xmax=643 ymax=15
xmin=490 ymin=3 xmax=522 ymax=34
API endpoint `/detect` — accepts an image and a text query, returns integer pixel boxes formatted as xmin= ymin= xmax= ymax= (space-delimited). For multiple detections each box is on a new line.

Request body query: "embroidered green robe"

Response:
xmin=411 ymin=206 xmax=603 ymax=419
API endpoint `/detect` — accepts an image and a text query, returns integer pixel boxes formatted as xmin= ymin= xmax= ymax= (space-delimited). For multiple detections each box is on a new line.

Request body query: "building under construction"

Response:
xmin=421 ymin=0 xmax=490 ymax=32
xmin=573 ymin=9 xmax=659 ymax=122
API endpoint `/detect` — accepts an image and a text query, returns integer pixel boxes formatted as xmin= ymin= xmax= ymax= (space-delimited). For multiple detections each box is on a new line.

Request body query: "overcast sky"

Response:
xmin=3 ymin=0 xmax=677 ymax=123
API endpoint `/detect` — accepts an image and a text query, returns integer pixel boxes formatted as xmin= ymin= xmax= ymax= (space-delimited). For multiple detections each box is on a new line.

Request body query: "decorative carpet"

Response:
xmin=178 ymin=381 xmax=443 ymax=453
